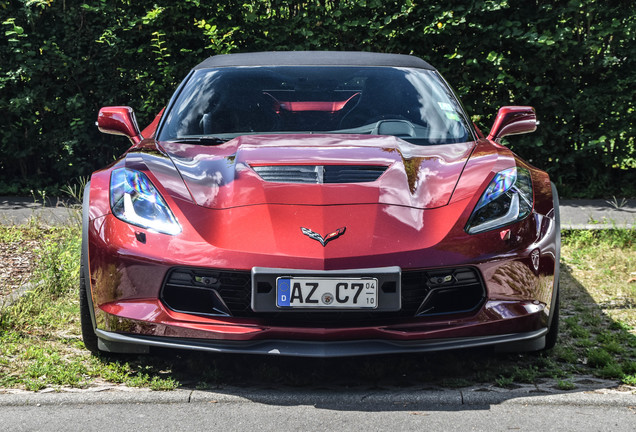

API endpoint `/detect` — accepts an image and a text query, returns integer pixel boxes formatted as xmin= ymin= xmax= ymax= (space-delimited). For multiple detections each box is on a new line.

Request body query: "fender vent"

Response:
xmin=252 ymin=165 xmax=387 ymax=184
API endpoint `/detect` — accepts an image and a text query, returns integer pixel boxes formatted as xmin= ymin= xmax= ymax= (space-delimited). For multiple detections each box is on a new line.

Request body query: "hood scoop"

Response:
xmin=252 ymin=165 xmax=387 ymax=184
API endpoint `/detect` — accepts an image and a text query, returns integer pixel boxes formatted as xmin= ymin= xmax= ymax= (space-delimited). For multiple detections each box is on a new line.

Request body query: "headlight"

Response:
xmin=110 ymin=168 xmax=181 ymax=235
xmin=465 ymin=166 xmax=533 ymax=234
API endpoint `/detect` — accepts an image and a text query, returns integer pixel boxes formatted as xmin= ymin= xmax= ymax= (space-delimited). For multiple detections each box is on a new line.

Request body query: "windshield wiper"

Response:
xmin=169 ymin=136 xmax=232 ymax=145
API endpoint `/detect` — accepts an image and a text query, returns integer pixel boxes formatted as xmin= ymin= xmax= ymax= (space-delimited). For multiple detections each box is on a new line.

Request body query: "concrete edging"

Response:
xmin=0 ymin=386 xmax=633 ymax=408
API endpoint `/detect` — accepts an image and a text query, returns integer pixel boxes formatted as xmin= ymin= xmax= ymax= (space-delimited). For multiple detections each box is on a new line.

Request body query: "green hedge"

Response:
xmin=1 ymin=0 xmax=634 ymax=197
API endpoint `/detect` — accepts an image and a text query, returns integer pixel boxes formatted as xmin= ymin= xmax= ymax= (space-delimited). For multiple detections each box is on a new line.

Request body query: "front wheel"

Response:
xmin=544 ymin=288 xmax=560 ymax=350
xmin=79 ymin=259 xmax=99 ymax=354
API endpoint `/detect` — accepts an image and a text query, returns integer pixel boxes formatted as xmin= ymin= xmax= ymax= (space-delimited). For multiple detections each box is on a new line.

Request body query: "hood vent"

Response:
xmin=252 ymin=165 xmax=387 ymax=184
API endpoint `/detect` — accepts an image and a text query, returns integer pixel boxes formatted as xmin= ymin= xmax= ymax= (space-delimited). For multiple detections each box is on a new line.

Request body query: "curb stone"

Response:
xmin=0 ymin=381 xmax=633 ymax=408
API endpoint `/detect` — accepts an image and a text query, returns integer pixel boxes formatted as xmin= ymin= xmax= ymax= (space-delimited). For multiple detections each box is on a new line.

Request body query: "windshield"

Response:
xmin=158 ymin=66 xmax=472 ymax=145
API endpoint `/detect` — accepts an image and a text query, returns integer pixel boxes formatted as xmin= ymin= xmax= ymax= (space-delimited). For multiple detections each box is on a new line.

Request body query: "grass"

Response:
xmin=555 ymin=379 xmax=576 ymax=390
xmin=558 ymin=229 xmax=636 ymax=386
xmin=0 ymin=223 xmax=178 ymax=391
xmin=0 ymin=223 xmax=634 ymax=391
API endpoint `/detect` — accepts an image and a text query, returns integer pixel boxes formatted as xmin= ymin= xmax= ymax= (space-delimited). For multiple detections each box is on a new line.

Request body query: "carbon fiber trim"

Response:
xmin=95 ymin=328 xmax=548 ymax=357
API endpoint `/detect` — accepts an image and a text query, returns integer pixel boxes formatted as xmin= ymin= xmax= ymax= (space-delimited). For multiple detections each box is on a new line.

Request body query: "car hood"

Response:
xmin=159 ymin=134 xmax=476 ymax=209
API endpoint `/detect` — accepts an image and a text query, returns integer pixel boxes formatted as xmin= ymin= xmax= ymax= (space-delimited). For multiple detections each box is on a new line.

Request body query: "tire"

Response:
xmin=544 ymin=287 xmax=560 ymax=350
xmin=543 ymin=182 xmax=561 ymax=351
xmin=79 ymin=258 xmax=99 ymax=354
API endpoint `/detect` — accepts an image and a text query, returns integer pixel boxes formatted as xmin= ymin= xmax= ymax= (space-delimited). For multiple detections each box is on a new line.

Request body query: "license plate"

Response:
xmin=276 ymin=277 xmax=378 ymax=309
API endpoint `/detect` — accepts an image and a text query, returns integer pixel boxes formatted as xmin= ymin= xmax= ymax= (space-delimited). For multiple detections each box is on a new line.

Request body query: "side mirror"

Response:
xmin=487 ymin=106 xmax=537 ymax=143
xmin=97 ymin=106 xmax=142 ymax=145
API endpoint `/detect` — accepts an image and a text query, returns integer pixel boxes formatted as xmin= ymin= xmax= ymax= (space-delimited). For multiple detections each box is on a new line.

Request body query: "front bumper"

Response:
xmin=92 ymin=294 xmax=549 ymax=357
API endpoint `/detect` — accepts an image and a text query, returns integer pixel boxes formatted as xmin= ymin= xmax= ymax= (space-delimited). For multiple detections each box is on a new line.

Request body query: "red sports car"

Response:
xmin=81 ymin=51 xmax=560 ymax=357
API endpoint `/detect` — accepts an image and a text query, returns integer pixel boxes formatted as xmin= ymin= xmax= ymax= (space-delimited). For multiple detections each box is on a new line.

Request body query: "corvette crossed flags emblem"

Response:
xmin=300 ymin=227 xmax=346 ymax=247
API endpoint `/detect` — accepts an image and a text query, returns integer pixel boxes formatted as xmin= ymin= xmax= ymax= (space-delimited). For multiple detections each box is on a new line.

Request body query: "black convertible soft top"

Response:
xmin=194 ymin=51 xmax=436 ymax=70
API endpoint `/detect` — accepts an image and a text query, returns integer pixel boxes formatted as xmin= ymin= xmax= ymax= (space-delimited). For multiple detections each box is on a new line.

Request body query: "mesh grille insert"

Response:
xmin=161 ymin=269 xmax=251 ymax=317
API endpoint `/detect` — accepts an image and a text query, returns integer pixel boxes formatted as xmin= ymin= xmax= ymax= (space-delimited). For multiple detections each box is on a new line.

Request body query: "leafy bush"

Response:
xmin=1 ymin=0 xmax=634 ymax=197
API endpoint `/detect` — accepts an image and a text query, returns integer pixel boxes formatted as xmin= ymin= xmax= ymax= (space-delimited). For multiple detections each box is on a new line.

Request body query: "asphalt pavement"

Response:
xmin=560 ymin=199 xmax=636 ymax=229
xmin=2 ymin=400 xmax=635 ymax=432
xmin=0 ymin=196 xmax=80 ymax=226
xmin=0 ymin=382 xmax=635 ymax=431
xmin=0 ymin=196 xmax=634 ymax=229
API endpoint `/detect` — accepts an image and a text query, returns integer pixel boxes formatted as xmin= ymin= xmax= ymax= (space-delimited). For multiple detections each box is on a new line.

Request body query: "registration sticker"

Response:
xmin=437 ymin=102 xmax=454 ymax=111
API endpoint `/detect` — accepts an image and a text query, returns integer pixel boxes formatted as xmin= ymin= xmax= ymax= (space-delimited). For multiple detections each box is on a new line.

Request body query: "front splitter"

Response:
xmin=95 ymin=328 xmax=547 ymax=357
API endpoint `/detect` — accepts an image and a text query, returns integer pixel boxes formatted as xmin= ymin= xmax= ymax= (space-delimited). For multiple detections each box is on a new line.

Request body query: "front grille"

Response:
xmin=252 ymin=165 xmax=387 ymax=184
xmin=160 ymin=266 xmax=485 ymax=325
xmin=404 ymin=268 xmax=486 ymax=316
xmin=161 ymin=269 xmax=251 ymax=317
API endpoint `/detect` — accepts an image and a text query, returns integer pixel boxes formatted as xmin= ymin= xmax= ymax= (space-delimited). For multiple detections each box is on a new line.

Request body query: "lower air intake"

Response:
xmin=160 ymin=266 xmax=485 ymax=323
